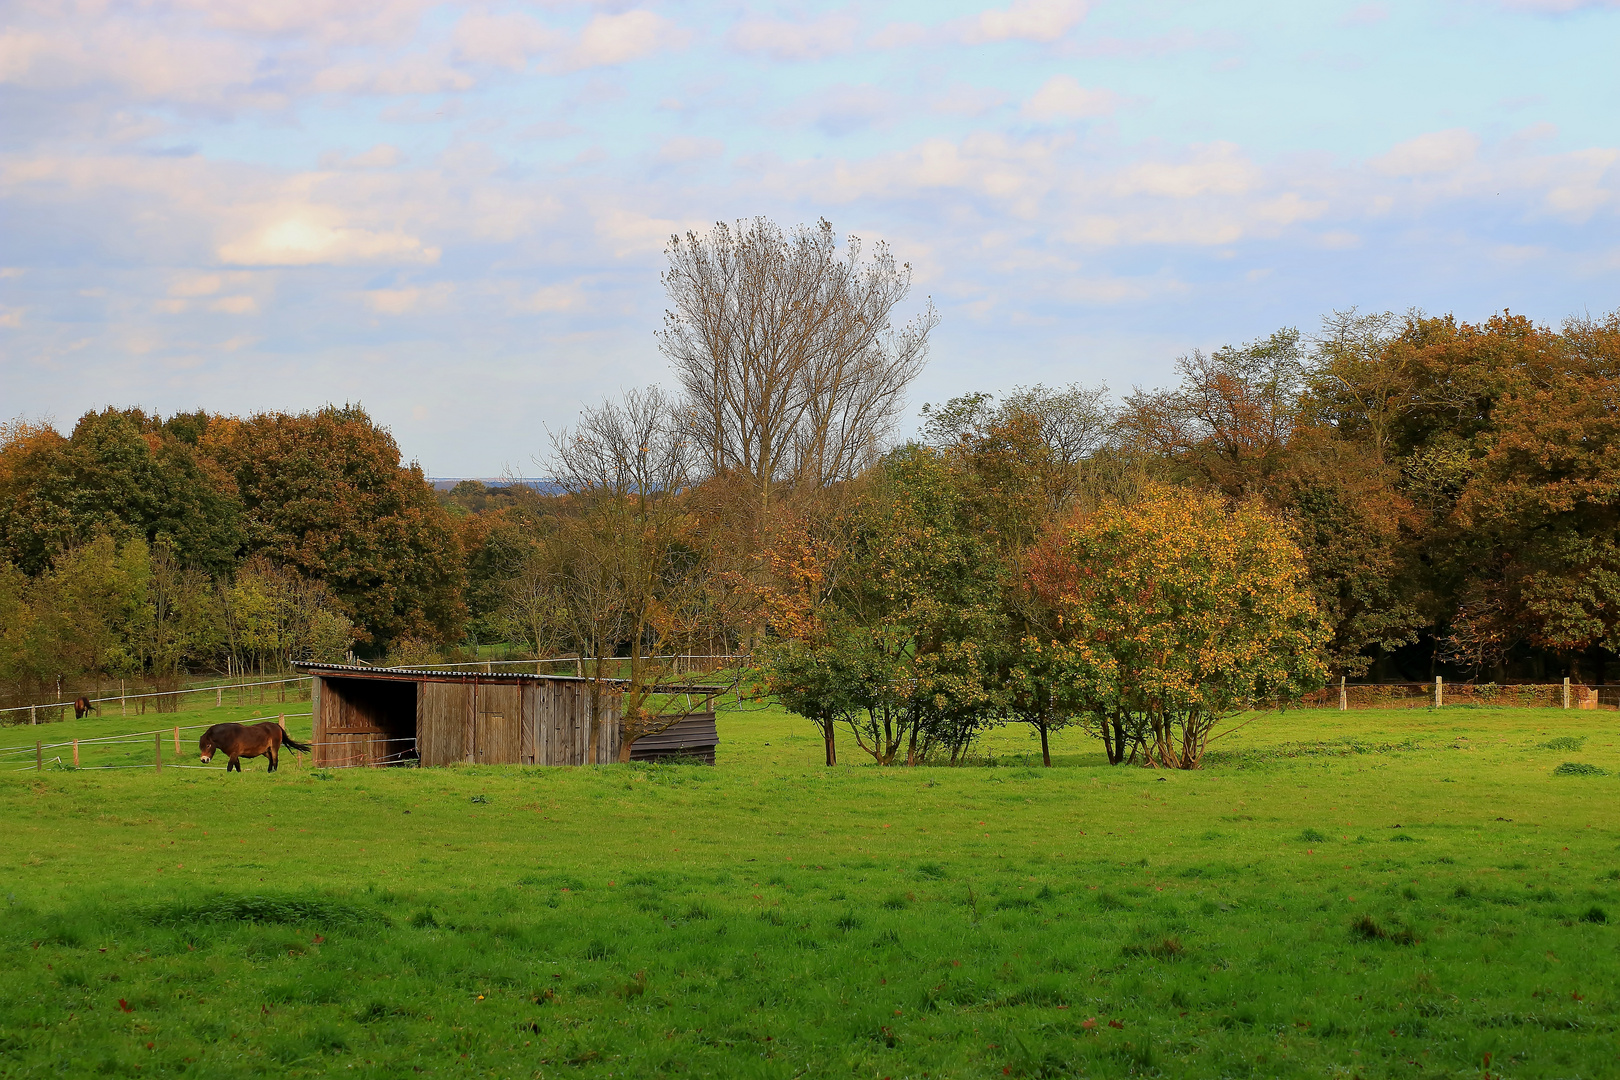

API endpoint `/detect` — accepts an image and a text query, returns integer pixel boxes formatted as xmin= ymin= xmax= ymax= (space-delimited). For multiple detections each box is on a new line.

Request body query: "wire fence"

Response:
xmin=1301 ymin=680 xmax=1615 ymax=710
xmin=0 ymin=675 xmax=314 ymax=724
xmin=4 ymin=711 xmax=313 ymax=772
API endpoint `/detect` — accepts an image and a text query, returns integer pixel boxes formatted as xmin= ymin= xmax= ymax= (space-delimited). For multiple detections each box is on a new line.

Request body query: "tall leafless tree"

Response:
xmin=547 ymin=387 xmax=722 ymax=762
xmin=658 ymin=217 xmax=938 ymax=514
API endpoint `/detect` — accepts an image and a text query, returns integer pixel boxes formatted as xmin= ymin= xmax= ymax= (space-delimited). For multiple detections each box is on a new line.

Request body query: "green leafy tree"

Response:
xmin=757 ymin=446 xmax=1003 ymax=765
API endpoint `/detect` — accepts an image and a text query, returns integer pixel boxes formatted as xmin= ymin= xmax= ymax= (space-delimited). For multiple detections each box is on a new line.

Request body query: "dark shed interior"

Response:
xmin=318 ymin=676 xmax=419 ymax=766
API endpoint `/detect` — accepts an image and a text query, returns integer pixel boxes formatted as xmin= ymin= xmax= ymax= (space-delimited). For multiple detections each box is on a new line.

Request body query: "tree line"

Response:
xmin=4 ymin=217 xmax=1617 ymax=761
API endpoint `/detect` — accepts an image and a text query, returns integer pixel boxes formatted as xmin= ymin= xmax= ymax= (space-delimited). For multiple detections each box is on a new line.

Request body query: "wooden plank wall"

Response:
xmin=419 ymin=681 xmax=469 ymax=766
xmin=313 ymin=674 xmax=621 ymax=768
xmin=475 ymin=684 xmax=521 ymax=763
xmin=520 ymin=681 xmax=621 ymax=765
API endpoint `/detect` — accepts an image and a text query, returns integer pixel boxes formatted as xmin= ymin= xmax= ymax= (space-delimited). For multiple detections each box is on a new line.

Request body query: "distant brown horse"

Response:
xmin=72 ymin=697 xmax=98 ymax=719
xmin=199 ymin=722 xmax=311 ymax=773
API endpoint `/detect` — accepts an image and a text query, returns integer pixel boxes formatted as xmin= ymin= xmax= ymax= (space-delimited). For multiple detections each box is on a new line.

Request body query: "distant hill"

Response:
xmin=430 ymin=478 xmax=563 ymax=495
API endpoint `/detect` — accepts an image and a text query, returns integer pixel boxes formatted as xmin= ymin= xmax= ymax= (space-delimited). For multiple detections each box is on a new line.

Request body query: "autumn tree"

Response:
xmin=0 ymin=408 xmax=243 ymax=575
xmin=205 ymin=405 xmax=465 ymax=652
xmin=1027 ymin=486 xmax=1327 ymax=769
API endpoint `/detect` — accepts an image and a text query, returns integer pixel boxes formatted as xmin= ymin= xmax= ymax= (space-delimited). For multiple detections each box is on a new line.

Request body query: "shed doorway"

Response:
xmin=317 ymin=676 xmax=419 ymax=766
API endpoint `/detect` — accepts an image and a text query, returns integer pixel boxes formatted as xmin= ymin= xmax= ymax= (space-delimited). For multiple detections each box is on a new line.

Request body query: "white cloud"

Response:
xmin=0 ymin=307 xmax=22 ymax=328
xmin=1113 ymin=144 xmax=1260 ymax=198
xmin=218 ymin=211 xmax=439 ymax=266
xmin=931 ymin=84 xmax=1009 ymax=117
xmin=210 ymin=295 xmax=259 ymax=314
xmin=729 ymin=13 xmax=859 ymax=61
xmin=594 ymin=208 xmax=699 ymax=257
xmin=1021 ymin=76 xmax=1118 ymax=121
xmin=365 ymin=283 xmax=454 ymax=315
xmin=320 ymin=144 xmax=403 ymax=170
xmin=169 ymin=0 xmax=435 ymax=44
xmin=453 ymin=12 xmax=563 ymax=71
xmin=1499 ymin=0 xmax=1620 ymax=11
xmin=525 ymin=283 xmax=586 ymax=313
xmin=571 ymin=11 xmax=681 ymax=69
xmin=0 ymin=22 xmax=272 ymax=104
xmin=1372 ymin=129 xmax=1480 ymax=176
xmin=169 ymin=274 xmax=224 ymax=297
xmin=960 ymin=0 xmax=1089 ymax=44
xmin=656 ymin=137 xmax=725 ymax=164
xmin=311 ymin=56 xmax=474 ymax=96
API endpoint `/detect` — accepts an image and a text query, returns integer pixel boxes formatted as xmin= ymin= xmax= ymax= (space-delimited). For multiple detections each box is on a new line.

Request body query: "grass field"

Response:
xmin=2 ymin=698 xmax=1617 ymax=1078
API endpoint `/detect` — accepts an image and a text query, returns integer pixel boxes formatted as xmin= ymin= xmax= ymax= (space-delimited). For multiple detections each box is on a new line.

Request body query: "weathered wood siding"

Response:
xmin=474 ymin=683 xmax=521 ymax=763
xmin=419 ymin=680 xmax=468 ymax=766
xmin=296 ymin=665 xmax=624 ymax=768
xmin=518 ymin=680 xmax=621 ymax=765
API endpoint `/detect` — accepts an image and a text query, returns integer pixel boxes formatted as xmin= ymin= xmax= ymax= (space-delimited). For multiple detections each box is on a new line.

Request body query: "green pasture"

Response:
xmin=2 ymin=701 xmax=1618 ymax=1078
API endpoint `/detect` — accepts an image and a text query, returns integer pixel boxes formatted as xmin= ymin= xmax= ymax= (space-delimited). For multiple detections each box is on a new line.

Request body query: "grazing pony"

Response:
xmin=72 ymin=697 xmax=98 ymax=719
xmin=199 ymin=722 xmax=311 ymax=773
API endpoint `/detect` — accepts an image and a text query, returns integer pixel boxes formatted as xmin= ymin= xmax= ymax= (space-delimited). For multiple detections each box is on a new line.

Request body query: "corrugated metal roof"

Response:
xmin=291 ymin=661 xmax=626 ymax=685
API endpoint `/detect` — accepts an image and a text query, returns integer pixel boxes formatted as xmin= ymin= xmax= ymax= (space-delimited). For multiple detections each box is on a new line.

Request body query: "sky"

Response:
xmin=2 ymin=0 xmax=1618 ymax=477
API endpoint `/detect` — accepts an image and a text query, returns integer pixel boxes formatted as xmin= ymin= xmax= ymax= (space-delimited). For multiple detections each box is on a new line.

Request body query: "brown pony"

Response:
xmin=199 ymin=722 xmax=311 ymax=773
xmin=73 ymin=696 xmax=98 ymax=719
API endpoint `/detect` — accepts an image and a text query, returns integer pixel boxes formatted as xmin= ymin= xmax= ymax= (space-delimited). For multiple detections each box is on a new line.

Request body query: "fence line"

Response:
xmin=0 ymin=711 xmax=313 ymax=756
xmin=0 ymin=675 xmax=313 ymax=718
xmin=392 ymin=654 xmax=744 ymax=672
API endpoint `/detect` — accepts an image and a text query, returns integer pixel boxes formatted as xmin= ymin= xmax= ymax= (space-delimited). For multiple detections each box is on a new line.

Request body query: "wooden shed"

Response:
xmin=293 ymin=663 xmax=625 ymax=768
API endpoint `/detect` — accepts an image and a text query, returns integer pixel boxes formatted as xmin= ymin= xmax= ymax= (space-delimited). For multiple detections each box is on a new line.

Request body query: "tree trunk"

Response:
xmin=823 ymin=721 xmax=836 ymax=766
xmin=1039 ymin=717 xmax=1051 ymax=767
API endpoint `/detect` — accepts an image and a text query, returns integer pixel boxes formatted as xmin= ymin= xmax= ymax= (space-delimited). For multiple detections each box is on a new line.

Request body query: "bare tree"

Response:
xmin=547 ymin=387 xmax=721 ymax=762
xmin=659 ymin=217 xmax=937 ymax=513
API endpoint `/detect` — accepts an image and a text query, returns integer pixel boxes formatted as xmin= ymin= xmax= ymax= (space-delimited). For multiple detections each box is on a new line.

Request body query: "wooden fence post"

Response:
xmin=36 ymin=741 xmax=42 ymax=771
xmin=173 ymin=726 xmax=180 ymax=755
xmin=1564 ymin=677 xmax=1571 ymax=709
xmin=1435 ymin=675 xmax=1443 ymax=708
xmin=30 ymin=704 xmax=36 ymax=726
xmin=154 ymin=733 xmax=162 ymax=774
xmin=1339 ymin=676 xmax=1347 ymax=712
xmin=72 ymin=740 xmax=79 ymax=768
xmin=121 ymin=680 xmax=126 ymax=717
xmin=216 ymin=686 xmax=222 ymax=708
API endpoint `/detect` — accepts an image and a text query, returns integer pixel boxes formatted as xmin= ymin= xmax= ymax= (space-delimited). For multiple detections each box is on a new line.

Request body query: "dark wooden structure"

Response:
xmin=628 ymin=713 xmax=720 ymax=765
xmin=293 ymin=663 xmax=626 ymax=768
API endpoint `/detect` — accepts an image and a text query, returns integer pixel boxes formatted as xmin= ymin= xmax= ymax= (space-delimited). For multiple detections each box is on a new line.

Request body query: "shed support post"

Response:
xmin=1434 ymin=676 xmax=1443 ymax=708
xmin=1339 ymin=676 xmax=1347 ymax=712
xmin=1564 ymin=677 xmax=1571 ymax=709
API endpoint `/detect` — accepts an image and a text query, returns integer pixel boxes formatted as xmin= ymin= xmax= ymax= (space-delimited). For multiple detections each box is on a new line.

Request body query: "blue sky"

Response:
xmin=2 ymin=0 xmax=1617 ymax=475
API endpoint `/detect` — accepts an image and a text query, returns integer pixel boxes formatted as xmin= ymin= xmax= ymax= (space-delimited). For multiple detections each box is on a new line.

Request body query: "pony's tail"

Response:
xmin=281 ymin=735 xmax=312 ymax=753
